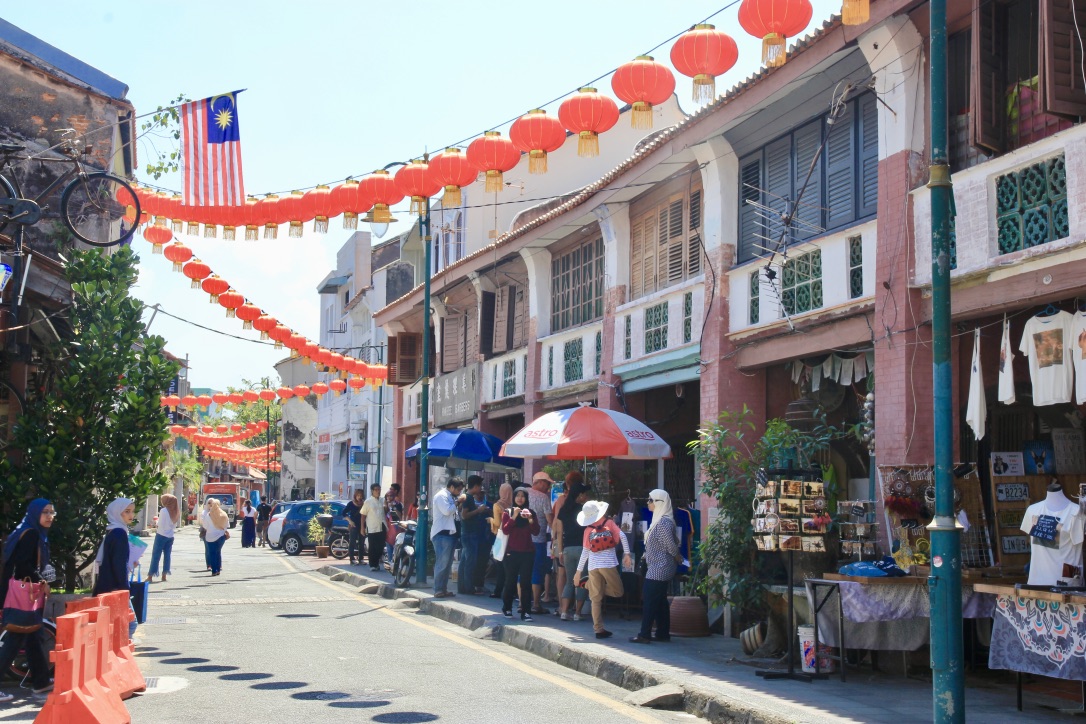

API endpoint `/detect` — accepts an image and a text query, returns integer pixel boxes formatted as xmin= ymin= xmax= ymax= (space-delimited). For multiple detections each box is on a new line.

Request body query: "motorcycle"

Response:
xmin=390 ymin=519 xmax=417 ymax=587
xmin=0 ymin=617 xmax=56 ymax=681
xmin=316 ymin=513 xmax=351 ymax=560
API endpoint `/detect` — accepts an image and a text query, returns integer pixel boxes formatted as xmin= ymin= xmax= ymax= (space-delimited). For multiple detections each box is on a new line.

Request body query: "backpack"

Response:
xmin=585 ymin=520 xmax=620 ymax=553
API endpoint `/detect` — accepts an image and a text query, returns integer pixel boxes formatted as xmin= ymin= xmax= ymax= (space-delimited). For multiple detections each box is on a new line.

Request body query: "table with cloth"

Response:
xmin=805 ymin=575 xmax=997 ymax=651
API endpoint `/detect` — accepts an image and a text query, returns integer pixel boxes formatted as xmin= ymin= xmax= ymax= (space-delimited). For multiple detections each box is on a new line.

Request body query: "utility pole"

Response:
xmin=927 ymin=0 xmax=964 ymax=719
xmin=373 ymin=342 xmax=385 ymax=493
xmin=415 ymin=161 xmax=433 ymax=585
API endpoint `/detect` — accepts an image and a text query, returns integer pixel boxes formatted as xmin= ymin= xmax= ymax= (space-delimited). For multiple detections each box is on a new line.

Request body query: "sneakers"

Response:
xmin=521 ymin=611 xmax=533 ymax=622
xmin=560 ymin=612 xmax=571 ymax=621
xmin=572 ymin=614 xmax=583 ymax=622
xmin=502 ymin=609 xmax=513 ymax=618
xmin=628 ymin=635 xmax=652 ymax=644
xmin=595 ymin=630 xmax=613 ymax=639
xmin=0 ymin=692 xmax=13 ymax=703
xmin=33 ymin=683 xmax=53 ymax=695
xmin=531 ymin=606 xmax=550 ymax=615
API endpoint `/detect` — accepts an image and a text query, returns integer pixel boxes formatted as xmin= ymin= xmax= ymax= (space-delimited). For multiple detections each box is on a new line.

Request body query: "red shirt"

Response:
xmin=501 ymin=510 xmax=540 ymax=553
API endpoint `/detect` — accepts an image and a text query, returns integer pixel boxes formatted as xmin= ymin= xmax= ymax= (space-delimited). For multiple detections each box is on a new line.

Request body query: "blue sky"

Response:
xmin=2 ymin=0 xmax=842 ymax=391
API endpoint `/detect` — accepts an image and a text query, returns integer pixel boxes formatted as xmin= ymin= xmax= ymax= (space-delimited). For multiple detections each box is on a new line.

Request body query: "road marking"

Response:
xmin=275 ymin=556 xmax=661 ymax=723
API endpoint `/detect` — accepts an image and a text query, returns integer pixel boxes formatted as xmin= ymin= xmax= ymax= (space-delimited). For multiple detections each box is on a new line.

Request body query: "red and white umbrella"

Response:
xmin=499 ymin=406 xmax=672 ymax=460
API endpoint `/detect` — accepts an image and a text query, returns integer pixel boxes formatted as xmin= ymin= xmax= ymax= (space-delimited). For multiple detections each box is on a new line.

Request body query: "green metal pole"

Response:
xmin=374 ymin=343 xmax=384 ymax=491
xmin=928 ymin=0 xmax=964 ymax=719
xmin=415 ymin=181 xmax=432 ymax=585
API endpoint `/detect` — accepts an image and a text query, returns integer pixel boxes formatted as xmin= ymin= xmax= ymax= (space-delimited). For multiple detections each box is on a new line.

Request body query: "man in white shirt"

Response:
xmin=430 ymin=477 xmax=464 ymax=598
xmin=360 ymin=483 xmax=387 ymax=572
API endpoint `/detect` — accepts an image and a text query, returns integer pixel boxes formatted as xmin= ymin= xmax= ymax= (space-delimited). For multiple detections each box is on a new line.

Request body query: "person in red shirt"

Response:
xmin=500 ymin=488 xmax=540 ymax=621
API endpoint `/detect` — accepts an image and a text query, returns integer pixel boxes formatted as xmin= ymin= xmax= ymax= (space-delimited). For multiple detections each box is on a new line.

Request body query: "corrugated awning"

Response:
xmin=317 ymin=275 xmax=350 ymax=294
xmin=248 ymin=467 xmax=267 ymax=480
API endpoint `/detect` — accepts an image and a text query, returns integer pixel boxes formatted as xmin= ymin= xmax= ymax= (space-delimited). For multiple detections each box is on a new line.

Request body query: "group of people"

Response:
xmin=428 ymin=471 xmax=684 ymax=642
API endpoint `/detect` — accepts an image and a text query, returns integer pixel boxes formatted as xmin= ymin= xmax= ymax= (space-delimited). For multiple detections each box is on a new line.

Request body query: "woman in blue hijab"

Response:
xmin=0 ymin=498 xmax=56 ymax=702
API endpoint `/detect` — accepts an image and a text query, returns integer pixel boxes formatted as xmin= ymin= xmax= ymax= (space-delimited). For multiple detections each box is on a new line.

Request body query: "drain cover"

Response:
xmin=137 ymin=676 xmax=189 ymax=695
xmin=143 ymin=617 xmax=193 ymax=625
xmin=292 ymin=691 xmax=351 ymax=701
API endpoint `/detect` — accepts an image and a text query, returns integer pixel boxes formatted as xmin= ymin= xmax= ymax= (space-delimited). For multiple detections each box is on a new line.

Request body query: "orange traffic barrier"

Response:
xmin=35 ymin=612 xmax=130 ymax=724
xmin=83 ymin=605 xmax=128 ymax=720
xmin=99 ymin=591 xmax=145 ymax=698
xmin=65 ymin=597 xmax=99 ymax=615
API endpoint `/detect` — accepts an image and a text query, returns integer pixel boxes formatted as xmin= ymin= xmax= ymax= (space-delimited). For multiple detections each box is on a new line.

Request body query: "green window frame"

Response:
xmin=644 ymin=302 xmax=669 ymax=354
xmin=781 ymin=249 xmax=823 ymax=316
xmin=551 ymin=237 xmax=604 ymax=333
xmin=848 ymin=236 xmax=863 ymax=299
xmin=502 ymin=359 xmax=517 ymax=397
xmin=749 ymin=270 xmax=760 ymax=325
xmin=624 ymin=316 xmax=632 ymax=360
xmin=682 ymin=292 xmax=693 ymax=344
xmin=564 ymin=338 xmax=584 ymax=384
xmin=996 ymin=154 xmax=1068 ymax=254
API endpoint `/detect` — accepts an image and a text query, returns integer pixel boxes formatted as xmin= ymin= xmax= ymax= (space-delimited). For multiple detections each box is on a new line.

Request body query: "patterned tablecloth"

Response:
xmin=989 ymin=594 xmax=1086 ymax=680
xmin=805 ymin=579 xmax=996 ymax=651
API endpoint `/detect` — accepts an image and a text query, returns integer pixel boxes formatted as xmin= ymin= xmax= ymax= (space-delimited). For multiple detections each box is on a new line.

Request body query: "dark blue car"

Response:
xmin=279 ymin=500 xmax=351 ymax=558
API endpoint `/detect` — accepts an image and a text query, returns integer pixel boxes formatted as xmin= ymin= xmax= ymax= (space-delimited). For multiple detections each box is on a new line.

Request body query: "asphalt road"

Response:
xmin=8 ymin=528 xmax=695 ymax=723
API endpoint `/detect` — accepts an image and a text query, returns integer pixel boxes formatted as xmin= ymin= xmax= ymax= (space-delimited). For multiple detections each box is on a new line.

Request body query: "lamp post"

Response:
xmin=246 ymin=379 xmax=279 ymax=500
xmin=344 ymin=343 xmax=387 ymax=491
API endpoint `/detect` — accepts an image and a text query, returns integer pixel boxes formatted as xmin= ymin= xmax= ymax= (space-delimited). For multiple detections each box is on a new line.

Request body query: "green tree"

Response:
xmin=166 ymin=446 xmax=203 ymax=497
xmin=1 ymin=247 xmax=179 ymax=591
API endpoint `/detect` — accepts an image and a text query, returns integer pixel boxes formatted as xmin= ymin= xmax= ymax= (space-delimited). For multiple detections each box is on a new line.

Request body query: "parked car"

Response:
xmin=279 ymin=500 xmax=351 ymax=557
xmin=266 ymin=502 xmax=297 ymax=549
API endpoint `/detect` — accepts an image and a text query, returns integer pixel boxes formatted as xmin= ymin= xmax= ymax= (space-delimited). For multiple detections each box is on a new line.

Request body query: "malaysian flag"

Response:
xmin=181 ymin=92 xmax=245 ymax=206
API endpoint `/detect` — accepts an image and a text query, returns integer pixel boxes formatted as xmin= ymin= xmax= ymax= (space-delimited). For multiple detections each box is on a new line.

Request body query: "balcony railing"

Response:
xmin=483 ymin=348 xmax=527 ymax=404
xmin=538 ymin=322 xmax=603 ymax=392
xmin=614 ymin=279 xmax=704 ymax=366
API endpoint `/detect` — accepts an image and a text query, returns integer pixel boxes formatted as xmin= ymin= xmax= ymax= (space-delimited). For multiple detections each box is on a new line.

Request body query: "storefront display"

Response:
xmin=1019 ymin=482 xmax=1084 ymax=586
xmin=1018 ymin=308 xmax=1074 ymax=406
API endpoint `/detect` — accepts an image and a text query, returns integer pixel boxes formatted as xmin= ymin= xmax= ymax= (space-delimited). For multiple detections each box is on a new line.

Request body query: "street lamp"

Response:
xmin=368 ymin=159 xmax=431 ymax=585
xmin=244 ymin=379 xmax=280 ymax=501
xmin=340 ymin=343 xmax=387 ymax=492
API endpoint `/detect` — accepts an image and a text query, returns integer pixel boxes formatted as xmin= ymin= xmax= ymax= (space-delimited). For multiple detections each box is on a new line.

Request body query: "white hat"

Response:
xmin=532 ymin=471 xmax=554 ymax=484
xmin=576 ymin=500 xmax=608 ymax=527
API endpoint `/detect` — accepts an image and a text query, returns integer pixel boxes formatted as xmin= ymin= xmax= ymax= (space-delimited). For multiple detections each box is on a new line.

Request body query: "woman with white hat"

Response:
xmin=629 ymin=489 xmax=682 ymax=644
xmin=573 ymin=500 xmax=631 ymax=639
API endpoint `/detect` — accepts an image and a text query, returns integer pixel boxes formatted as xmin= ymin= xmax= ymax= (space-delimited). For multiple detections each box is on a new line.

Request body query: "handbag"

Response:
xmin=3 ymin=534 xmax=48 ymax=633
xmin=491 ymin=530 xmax=509 ymax=561
xmin=129 ymin=564 xmax=149 ymax=624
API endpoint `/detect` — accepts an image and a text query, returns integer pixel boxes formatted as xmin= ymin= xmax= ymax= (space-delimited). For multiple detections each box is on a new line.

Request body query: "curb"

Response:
xmin=315 ymin=566 xmax=788 ymax=724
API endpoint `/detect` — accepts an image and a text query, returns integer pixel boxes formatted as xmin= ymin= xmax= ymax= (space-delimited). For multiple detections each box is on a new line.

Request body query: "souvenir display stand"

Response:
xmin=752 ymin=468 xmax=829 ymax=682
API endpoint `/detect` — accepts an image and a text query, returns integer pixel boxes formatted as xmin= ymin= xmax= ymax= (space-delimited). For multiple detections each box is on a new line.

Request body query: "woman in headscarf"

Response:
xmin=92 ymin=498 xmax=138 ymax=638
xmin=0 ymin=499 xmax=56 ymax=701
xmin=202 ymin=498 xmax=229 ymax=576
xmin=148 ymin=494 xmax=179 ymax=583
xmin=500 ymin=488 xmax=540 ymax=621
xmin=488 ymin=482 xmax=514 ymax=598
xmin=629 ymin=489 xmax=682 ymax=644
xmin=240 ymin=499 xmax=257 ymax=549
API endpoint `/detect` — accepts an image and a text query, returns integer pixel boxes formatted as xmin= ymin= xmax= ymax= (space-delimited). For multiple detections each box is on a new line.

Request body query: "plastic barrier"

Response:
xmin=98 ymin=591 xmax=146 ymax=698
xmin=34 ymin=612 xmax=130 ymax=723
xmin=84 ymin=605 xmax=128 ymax=718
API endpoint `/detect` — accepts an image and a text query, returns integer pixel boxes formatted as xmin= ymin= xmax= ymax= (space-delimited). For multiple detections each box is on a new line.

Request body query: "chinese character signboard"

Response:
xmin=434 ymin=364 xmax=479 ymax=427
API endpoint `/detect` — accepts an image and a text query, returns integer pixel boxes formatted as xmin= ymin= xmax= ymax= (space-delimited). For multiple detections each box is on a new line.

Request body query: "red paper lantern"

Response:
xmin=163 ymin=242 xmax=193 ymax=272
xmin=329 ymin=352 xmax=346 ymax=372
xmin=292 ymin=384 xmax=311 ymax=398
xmin=242 ymin=390 xmax=259 ymax=404
xmin=143 ymin=225 xmax=172 ymax=254
xmin=277 ymin=386 xmax=295 ymax=400
xmin=181 ymin=394 xmax=198 ymax=408
xmin=277 ymin=190 xmax=307 ymax=238
xmin=218 ymin=202 xmax=246 ymax=241
xmin=169 ymin=424 xmax=184 ymax=436
xmin=329 ymin=379 xmax=347 ymax=396
xmin=259 ymin=389 xmax=277 ymax=403
xmin=394 ymin=160 xmax=442 ymax=216
xmin=216 ymin=424 xmax=228 ymax=433
xmin=429 ymin=148 xmax=479 ymax=208
xmin=347 ymin=376 xmax=366 ymax=391
xmin=612 ymin=56 xmax=677 ymax=127
xmin=311 ymin=382 xmax=329 ymax=398
xmin=253 ymin=314 xmax=278 ymax=340
xmin=218 ymin=289 xmax=245 ymax=318
xmin=738 ymin=0 xmax=813 ymax=68
xmin=509 ymin=110 xmax=566 ymax=174
xmin=182 ymin=258 xmax=211 ymax=289
xmin=196 ymin=394 xmax=213 ymax=409
xmin=330 ymin=179 xmax=373 ymax=230
xmin=161 ymin=394 xmax=180 ymax=409
xmin=558 ymin=88 xmax=620 ymax=158
xmin=304 ymin=185 xmax=335 ymax=234
xmin=240 ymin=197 xmax=263 ymax=241
xmin=467 ymin=132 xmax=521 ymax=194
xmin=227 ymin=392 xmax=244 ymax=405
xmin=300 ymin=341 xmax=319 ymax=363
xmin=358 ymin=170 xmax=403 ymax=225
xmin=258 ymin=194 xmax=283 ymax=239
xmin=313 ymin=347 xmax=332 ymax=367
xmin=212 ymin=393 xmax=229 ymax=405
xmin=670 ymin=25 xmax=739 ymax=103
xmin=286 ymin=332 xmax=307 ymax=355
xmin=236 ymin=302 xmax=261 ymax=329
xmin=269 ymin=324 xmax=291 ymax=350
xmin=201 ymin=274 xmax=229 ymax=304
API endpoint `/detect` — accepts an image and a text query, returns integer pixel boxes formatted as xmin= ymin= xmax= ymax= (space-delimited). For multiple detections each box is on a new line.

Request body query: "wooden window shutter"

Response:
xmin=392 ymin=333 xmax=421 ymax=384
xmin=387 ymin=336 xmax=399 ymax=384
xmin=971 ymin=0 xmax=1004 ymax=153
xmin=738 ymin=155 xmax=763 ymax=263
xmin=792 ymin=119 xmax=823 ymax=240
xmin=441 ymin=315 xmax=462 ymax=373
xmin=512 ymin=284 xmax=528 ymax=348
xmin=688 ymin=188 xmax=702 ymax=276
xmin=630 ymin=219 xmax=644 ymax=299
xmin=659 ymin=197 xmax=686 ymax=286
xmin=479 ymin=290 xmax=495 ymax=358
xmin=1042 ymin=0 xmax=1086 ymax=117
xmin=858 ymin=93 xmax=879 ymax=217
xmin=465 ymin=306 xmax=478 ymax=365
xmin=492 ymin=287 xmax=510 ymax=354
xmin=824 ymin=101 xmax=855 ymax=230
xmin=765 ymin=136 xmax=793 ymax=245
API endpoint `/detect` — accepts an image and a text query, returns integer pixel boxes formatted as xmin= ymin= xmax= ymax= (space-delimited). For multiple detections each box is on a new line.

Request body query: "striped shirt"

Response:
xmin=644 ymin=517 xmax=681 ymax=581
xmin=576 ymin=521 xmax=631 ymax=572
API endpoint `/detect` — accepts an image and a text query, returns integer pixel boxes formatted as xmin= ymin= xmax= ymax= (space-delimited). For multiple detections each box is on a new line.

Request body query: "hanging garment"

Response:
xmin=998 ymin=314 xmax=1016 ymax=404
xmin=966 ymin=328 xmax=986 ymax=440
xmin=1019 ymin=311 xmax=1074 ymax=406
xmin=1072 ymin=310 xmax=1086 ymax=405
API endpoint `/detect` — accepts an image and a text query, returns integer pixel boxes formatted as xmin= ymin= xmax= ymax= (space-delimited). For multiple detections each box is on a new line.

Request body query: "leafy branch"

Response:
xmin=139 ymin=93 xmax=189 ymax=180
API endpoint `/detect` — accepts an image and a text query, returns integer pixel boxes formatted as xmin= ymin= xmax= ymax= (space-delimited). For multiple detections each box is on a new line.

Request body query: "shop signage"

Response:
xmin=990 ymin=452 xmax=1025 ymax=477
xmin=434 ymin=364 xmax=478 ymax=427
xmin=348 ymin=446 xmax=370 ymax=478
xmin=995 ymin=482 xmax=1030 ymax=503
xmin=1001 ymin=535 xmax=1030 ymax=555
xmin=317 ymin=432 xmax=330 ymax=460
xmin=1053 ymin=429 xmax=1086 ymax=475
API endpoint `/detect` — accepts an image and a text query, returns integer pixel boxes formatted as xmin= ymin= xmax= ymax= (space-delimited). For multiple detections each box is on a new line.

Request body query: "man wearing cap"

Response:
xmin=527 ymin=471 xmax=556 ymax=614
xmin=431 ymin=477 xmax=464 ymax=598
xmin=574 ymin=500 xmax=632 ymax=639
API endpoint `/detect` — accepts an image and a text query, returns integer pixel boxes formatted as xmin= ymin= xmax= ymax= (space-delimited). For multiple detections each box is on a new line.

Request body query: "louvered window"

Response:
xmin=737 ymin=94 xmax=878 ymax=264
xmin=630 ymin=185 xmax=703 ymax=299
xmin=551 ymin=238 xmax=603 ymax=333
xmin=441 ymin=315 xmax=464 ymax=373
xmin=492 ymin=286 xmax=511 ymax=355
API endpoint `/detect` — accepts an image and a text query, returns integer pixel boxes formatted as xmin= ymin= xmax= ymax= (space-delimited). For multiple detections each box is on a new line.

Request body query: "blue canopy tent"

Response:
xmin=405 ymin=429 xmax=522 ymax=471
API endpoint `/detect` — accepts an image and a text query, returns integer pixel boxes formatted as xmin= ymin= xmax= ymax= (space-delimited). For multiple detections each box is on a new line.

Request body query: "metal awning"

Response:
xmin=317 ymin=274 xmax=351 ymax=293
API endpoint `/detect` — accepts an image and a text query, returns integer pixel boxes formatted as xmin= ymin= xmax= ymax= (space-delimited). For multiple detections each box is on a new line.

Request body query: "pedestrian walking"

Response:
xmin=240 ymin=500 xmax=257 ymax=548
xmin=202 ymin=498 xmax=229 ymax=576
xmin=256 ymin=498 xmax=272 ymax=547
xmin=430 ymin=477 xmax=464 ymax=598
xmin=0 ymin=498 xmax=56 ymax=702
xmin=574 ymin=501 xmax=632 ymax=639
xmin=92 ymin=498 xmax=140 ymax=638
xmin=552 ymin=473 xmax=590 ymax=621
xmin=343 ymin=489 xmax=366 ymax=566
xmin=361 ymin=483 xmax=386 ymax=571
xmin=501 ymin=488 xmax=539 ymax=621
xmin=457 ymin=475 xmax=491 ymax=595
xmin=489 ymin=482 xmax=513 ymax=598
xmin=629 ymin=489 xmax=682 ymax=644
xmin=199 ymin=498 xmax=213 ymax=570
xmin=148 ymin=493 xmax=179 ymax=583
xmin=526 ymin=472 xmax=555 ymax=614
xmin=383 ymin=484 xmax=403 ymax=563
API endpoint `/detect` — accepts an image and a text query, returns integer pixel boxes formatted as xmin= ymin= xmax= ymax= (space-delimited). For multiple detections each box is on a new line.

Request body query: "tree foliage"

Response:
xmin=166 ymin=446 xmax=204 ymax=496
xmin=1 ymin=247 xmax=179 ymax=591
xmin=138 ymin=93 xmax=190 ymax=180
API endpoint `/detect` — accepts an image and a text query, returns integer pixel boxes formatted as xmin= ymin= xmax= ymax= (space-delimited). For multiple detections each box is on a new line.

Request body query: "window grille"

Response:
xmin=780 ymin=249 xmax=823 ymax=316
xmin=848 ymin=236 xmax=864 ymax=299
xmin=749 ymin=270 xmax=760 ymax=325
xmin=551 ymin=238 xmax=604 ymax=333
xmin=682 ymin=292 xmax=693 ymax=344
xmin=996 ymin=154 xmax=1068 ymax=254
xmin=645 ymin=302 xmax=668 ymax=354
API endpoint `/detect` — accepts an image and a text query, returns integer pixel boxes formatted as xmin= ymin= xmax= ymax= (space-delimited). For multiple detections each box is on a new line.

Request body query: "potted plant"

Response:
xmin=309 ymin=498 xmax=333 ymax=558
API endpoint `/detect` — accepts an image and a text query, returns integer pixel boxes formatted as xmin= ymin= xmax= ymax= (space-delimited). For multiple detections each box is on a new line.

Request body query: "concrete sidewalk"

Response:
xmin=295 ymin=554 xmax=1069 ymax=723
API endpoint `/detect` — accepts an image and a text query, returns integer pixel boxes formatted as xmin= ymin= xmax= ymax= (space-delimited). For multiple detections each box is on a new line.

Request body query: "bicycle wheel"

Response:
xmin=0 ymin=172 xmax=17 ymax=239
xmin=60 ymin=171 xmax=140 ymax=247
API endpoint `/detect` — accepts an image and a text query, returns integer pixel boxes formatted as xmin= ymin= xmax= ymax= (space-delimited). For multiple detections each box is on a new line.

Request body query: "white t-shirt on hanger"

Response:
xmin=1071 ymin=311 xmax=1086 ymax=404
xmin=1020 ymin=500 xmax=1085 ymax=585
xmin=1019 ymin=311 xmax=1074 ymax=406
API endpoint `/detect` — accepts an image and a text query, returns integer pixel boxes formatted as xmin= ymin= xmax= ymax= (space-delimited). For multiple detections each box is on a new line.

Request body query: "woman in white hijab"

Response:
xmin=92 ymin=498 xmax=139 ymax=638
xmin=203 ymin=498 xmax=229 ymax=576
xmin=629 ymin=489 xmax=682 ymax=644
